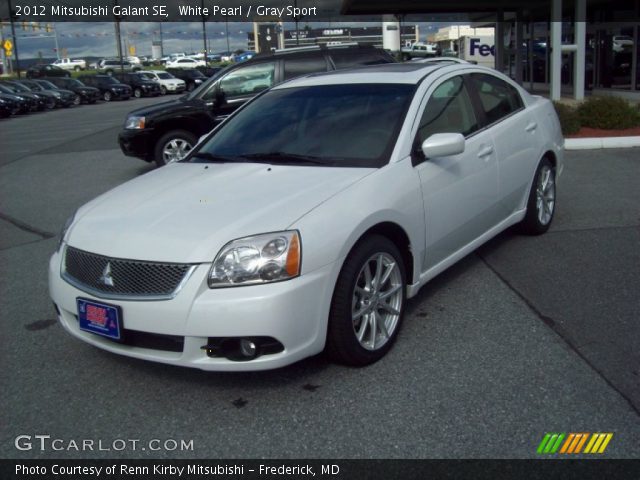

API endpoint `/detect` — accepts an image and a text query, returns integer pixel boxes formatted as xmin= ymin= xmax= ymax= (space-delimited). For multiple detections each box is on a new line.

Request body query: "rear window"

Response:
xmin=283 ymin=56 xmax=328 ymax=80
xmin=331 ymin=51 xmax=393 ymax=70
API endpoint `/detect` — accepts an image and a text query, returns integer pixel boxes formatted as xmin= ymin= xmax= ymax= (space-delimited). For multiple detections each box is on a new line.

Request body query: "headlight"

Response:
xmin=58 ymin=211 xmax=76 ymax=252
xmin=195 ymin=79 xmax=203 ymax=83
xmin=208 ymin=231 xmax=301 ymax=288
xmin=125 ymin=116 xmax=145 ymax=129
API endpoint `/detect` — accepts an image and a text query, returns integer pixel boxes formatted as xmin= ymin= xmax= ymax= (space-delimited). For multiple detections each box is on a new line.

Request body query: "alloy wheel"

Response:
xmin=162 ymin=138 xmax=193 ymax=164
xmin=536 ymin=165 xmax=555 ymax=226
xmin=351 ymin=252 xmax=403 ymax=351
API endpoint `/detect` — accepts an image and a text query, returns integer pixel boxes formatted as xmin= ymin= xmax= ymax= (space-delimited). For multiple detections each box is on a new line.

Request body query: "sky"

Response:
xmin=1 ymin=21 xmax=448 ymax=59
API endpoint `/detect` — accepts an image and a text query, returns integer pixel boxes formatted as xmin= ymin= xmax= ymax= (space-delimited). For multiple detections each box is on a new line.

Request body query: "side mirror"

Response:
xmin=421 ymin=133 xmax=465 ymax=158
xmin=214 ymin=88 xmax=227 ymax=107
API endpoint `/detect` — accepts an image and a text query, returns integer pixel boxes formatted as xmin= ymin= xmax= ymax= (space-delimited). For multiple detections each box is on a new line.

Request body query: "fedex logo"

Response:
xmin=470 ymin=38 xmax=495 ymax=57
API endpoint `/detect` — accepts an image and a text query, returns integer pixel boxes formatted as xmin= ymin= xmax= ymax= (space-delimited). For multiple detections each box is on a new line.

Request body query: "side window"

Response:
xmin=417 ymin=76 xmax=479 ymax=143
xmin=331 ymin=52 xmax=389 ymax=70
xmin=470 ymin=73 xmax=524 ymax=124
xmin=216 ymin=62 xmax=276 ymax=99
xmin=283 ymin=57 xmax=328 ymax=80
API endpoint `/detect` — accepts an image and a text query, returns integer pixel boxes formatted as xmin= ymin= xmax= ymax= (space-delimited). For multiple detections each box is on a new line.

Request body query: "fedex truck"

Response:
xmin=459 ymin=36 xmax=495 ymax=68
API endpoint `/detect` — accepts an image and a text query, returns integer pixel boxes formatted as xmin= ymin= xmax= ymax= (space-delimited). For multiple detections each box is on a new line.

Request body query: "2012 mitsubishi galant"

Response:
xmin=49 ymin=63 xmax=564 ymax=371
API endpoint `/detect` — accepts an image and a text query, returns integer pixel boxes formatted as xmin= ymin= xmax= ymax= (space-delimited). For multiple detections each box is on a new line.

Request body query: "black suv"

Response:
xmin=78 ymin=75 xmax=132 ymax=102
xmin=119 ymin=45 xmax=395 ymax=166
xmin=165 ymin=68 xmax=208 ymax=91
xmin=44 ymin=77 xmax=101 ymax=104
xmin=113 ymin=72 xmax=162 ymax=98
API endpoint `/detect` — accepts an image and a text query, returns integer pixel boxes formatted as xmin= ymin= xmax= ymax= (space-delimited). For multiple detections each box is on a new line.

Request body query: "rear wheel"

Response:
xmin=74 ymin=66 xmax=80 ymax=71
xmin=154 ymin=130 xmax=197 ymax=167
xmin=519 ymin=157 xmax=556 ymax=235
xmin=326 ymin=235 xmax=406 ymax=366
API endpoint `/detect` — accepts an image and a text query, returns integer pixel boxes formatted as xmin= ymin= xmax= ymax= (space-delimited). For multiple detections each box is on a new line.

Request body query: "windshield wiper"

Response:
xmin=241 ymin=152 xmax=332 ymax=165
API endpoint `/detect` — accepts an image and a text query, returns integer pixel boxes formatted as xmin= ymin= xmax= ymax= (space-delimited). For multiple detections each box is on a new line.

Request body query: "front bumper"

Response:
xmin=164 ymin=83 xmax=186 ymax=93
xmin=118 ymin=128 xmax=155 ymax=161
xmin=49 ymin=249 xmax=338 ymax=371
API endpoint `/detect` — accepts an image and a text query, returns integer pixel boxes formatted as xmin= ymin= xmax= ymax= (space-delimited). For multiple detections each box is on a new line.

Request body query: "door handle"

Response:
xmin=525 ymin=122 xmax=538 ymax=132
xmin=477 ymin=146 xmax=494 ymax=158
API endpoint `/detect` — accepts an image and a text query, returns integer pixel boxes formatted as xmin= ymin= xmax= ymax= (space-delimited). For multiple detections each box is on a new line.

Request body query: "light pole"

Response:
xmin=7 ymin=0 xmax=21 ymax=78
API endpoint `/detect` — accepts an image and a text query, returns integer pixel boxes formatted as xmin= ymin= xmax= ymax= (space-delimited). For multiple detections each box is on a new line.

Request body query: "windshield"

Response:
xmin=193 ymin=84 xmax=414 ymax=168
xmin=67 ymin=79 xmax=83 ymax=87
xmin=6 ymin=82 xmax=30 ymax=92
xmin=139 ymin=72 xmax=155 ymax=80
xmin=158 ymin=73 xmax=174 ymax=79
xmin=102 ymin=77 xmax=119 ymax=84
xmin=37 ymin=80 xmax=57 ymax=90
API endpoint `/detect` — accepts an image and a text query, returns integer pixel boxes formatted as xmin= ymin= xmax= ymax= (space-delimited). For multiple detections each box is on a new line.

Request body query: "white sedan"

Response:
xmin=165 ymin=58 xmax=206 ymax=69
xmin=49 ymin=63 xmax=563 ymax=371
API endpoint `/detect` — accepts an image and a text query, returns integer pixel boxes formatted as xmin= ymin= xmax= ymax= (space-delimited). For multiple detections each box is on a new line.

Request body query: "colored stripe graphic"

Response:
xmin=584 ymin=433 xmax=614 ymax=454
xmin=539 ymin=433 xmax=614 ymax=454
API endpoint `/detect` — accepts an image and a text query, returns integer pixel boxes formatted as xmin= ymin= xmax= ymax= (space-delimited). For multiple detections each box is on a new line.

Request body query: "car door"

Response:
xmin=468 ymin=73 xmax=543 ymax=217
xmin=412 ymin=74 xmax=500 ymax=270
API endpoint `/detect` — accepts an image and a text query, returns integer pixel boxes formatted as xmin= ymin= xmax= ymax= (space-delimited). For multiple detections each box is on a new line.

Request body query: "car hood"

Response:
xmin=125 ymin=97 xmax=192 ymax=116
xmin=77 ymin=86 xmax=99 ymax=94
xmin=109 ymin=83 xmax=131 ymax=89
xmin=67 ymin=162 xmax=373 ymax=263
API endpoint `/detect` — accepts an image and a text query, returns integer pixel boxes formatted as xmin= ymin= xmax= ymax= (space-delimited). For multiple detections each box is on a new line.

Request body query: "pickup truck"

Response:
xmin=400 ymin=43 xmax=438 ymax=61
xmin=51 ymin=58 xmax=87 ymax=71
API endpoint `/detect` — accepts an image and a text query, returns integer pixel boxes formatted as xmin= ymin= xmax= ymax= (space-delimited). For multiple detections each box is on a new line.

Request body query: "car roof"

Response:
xmin=274 ymin=63 xmax=501 ymax=88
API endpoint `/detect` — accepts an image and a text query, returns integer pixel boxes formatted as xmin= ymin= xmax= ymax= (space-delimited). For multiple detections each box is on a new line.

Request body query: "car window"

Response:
xmin=198 ymin=83 xmax=414 ymax=167
xmin=331 ymin=51 xmax=391 ymax=69
xmin=283 ymin=57 xmax=328 ymax=80
xmin=216 ymin=62 xmax=276 ymax=99
xmin=417 ymin=76 xmax=479 ymax=143
xmin=469 ymin=73 xmax=524 ymax=125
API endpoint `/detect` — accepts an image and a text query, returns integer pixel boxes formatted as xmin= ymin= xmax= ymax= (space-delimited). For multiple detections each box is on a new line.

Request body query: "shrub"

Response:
xmin=553 ymin=102 xmax=581 ymax=135
xmin=577 ymin=96 xmax=640 ymax=130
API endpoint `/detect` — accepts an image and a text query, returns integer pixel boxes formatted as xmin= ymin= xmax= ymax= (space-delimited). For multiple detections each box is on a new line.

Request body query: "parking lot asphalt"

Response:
xmin=1 ymin=100 xmax=639 ymax=459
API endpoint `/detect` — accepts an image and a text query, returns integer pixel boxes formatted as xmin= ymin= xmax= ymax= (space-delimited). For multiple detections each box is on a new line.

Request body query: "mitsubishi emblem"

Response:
xmin=99 ymin=262 xmax=115 ymax=287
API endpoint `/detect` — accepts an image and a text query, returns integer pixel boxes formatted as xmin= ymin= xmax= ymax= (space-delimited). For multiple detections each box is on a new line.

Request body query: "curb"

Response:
xmin=564 ymin=136 xmax=640 ymax=150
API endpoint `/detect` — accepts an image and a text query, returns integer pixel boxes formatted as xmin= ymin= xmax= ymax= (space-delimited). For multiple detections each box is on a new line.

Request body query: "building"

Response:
xmin=249 ymin=24 xmax=420 ymax=52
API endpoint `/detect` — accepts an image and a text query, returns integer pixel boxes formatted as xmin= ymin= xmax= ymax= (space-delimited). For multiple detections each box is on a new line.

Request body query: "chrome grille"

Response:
xmin=63 ymin=246 xmax=194 ymax=300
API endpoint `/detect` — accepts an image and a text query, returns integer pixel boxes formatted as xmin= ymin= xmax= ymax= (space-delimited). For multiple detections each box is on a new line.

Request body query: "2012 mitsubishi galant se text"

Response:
xmin=49 ymin=63 xmax=564 ymax=371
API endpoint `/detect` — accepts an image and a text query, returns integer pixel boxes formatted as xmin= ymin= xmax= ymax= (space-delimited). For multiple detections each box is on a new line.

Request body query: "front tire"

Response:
xmin=160 ymin=85 xmax=167 ymax=95
xmin=519 ymin=157 xmax=556 ymax=235
xmin=326 ymin=235 xmax=406 ymax=366
xmin=103 ymin=91 xmax=112 ymax=102
xmin=134 ymin=88 xmax=142 ymax=98
xmin=154 ymin=130 xmax=197 ymax=167
xmin=73 ymin=95 xmax=81 ymax=106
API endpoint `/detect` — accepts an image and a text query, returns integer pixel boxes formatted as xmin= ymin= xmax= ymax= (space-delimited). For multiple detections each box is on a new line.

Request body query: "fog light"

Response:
xmin=239 ymin=339 xmax=257 ymax=358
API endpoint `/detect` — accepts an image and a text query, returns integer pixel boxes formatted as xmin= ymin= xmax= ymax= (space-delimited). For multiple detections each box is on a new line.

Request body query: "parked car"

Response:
xmin=401 ymin=42 xmax=438 ymax=60
xmin=196 ymin=66 xmax=224 ymax=78
xmin=98 ymin=59 xmax=139 ymax=75
xmin=0 ymin=84 xmax=37 ymax=113
xmin=165 ymin=68 xmax=207 ymax=91
xmin=25 ymin=64 xmax=71 ymax=79
xmin=51 ymin=63 xmax=563 ymax=370
xmin=0 ymin=97 xmax=12 ymax=118
xmin=77 ymin=75 xmax=132 ymax=101
xmin=120 ymin=44 xmax=396 ymax=166
xmin=165 ymin=57 xmax=206 ymax=69
xmin=137 ymin=70 xmax=186 ymax=95
xmin=51 ymin=58 xmax=87 ymax=71
xmin=0 ymin=81 xmax=49 ymax=110
xmin=44 ymin=77 xmax=101 ymax=104
xmin=112 ymin=72 xmax=162 ymax=98
xmin=21 ymin=79 xmax=78 ymax=107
